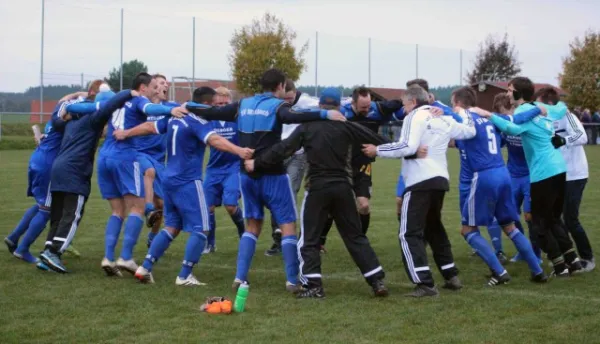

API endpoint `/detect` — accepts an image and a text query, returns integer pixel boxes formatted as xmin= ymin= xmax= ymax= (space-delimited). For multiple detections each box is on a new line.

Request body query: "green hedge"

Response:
xmin=0 ymin=135 xmax=105 ymax=151
xmin=1 ymin=123 xmax=49 ymax=137
xmin=0 ymin=136 xmax=37 ymax=150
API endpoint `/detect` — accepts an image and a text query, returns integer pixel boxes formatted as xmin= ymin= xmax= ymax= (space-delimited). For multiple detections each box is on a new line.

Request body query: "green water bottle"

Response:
xmin=234 ymin=282 xmax=249 ymax=313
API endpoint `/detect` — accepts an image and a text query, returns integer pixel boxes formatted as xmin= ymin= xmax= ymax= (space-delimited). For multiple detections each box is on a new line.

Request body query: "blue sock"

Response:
xmin=487 ymin=220 xmax=503 ymax=254
xmin=281 ymin=235 xmax=299 ymax=284
xmin=207 ymin=211 xmax=216 ymax=247
xmin=235 ymin=232 xmax=258 ymax=282
xmin=15 ymin=209 xmax=50 ymax=253
xmin=515 ymin=220 xmax=525 ymax=234
xmin=179 ymin=232 xmax=207 ymax=278
xmin=464 ymin=230 xmax=505 ymax=275
xmin=104 ymin=215 xmax=123 ymax=261
xmin=143 ymin=229 xmax=173 ymax=271
xmin=229 ymin=207 xmax=245 ymax=238
xmin=145 ymin=203 xmax=155 ymax=216
xmin=508 ymin=229 xmax=543 ymax=274
xmin=120 ymin=214 xmax=144 ymax=261
xmin=8 ymin=205 xmax=39 ymax=243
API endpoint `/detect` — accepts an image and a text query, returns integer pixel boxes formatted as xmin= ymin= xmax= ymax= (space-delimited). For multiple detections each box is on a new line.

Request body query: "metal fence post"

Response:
xmin=120 ymin=8 xmax=124 ymax=91
xmin=368 ymin=37 xmax=371 ymax=87
xmin=192 ymin=17 xmax=196 ymax=87
xmin=415 ymin=44 xmax=419 ymax=78
xmin=314 ymin=31 xmax=319 ymax=97
xmin=40 ymin=0 xmax=45 ymax=124
xmin=460 ymin=49 xmax=463 ymax=85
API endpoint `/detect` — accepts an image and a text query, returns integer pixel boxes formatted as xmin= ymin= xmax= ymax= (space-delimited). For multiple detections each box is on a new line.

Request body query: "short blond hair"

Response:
xmin=215 ymin=86 xmax=232 ymax=98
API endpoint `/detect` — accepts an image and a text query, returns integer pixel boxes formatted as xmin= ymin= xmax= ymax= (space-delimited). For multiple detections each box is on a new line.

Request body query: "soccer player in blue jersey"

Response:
xmin=4 ymin=95 xmax=85 ymax=262
xmin=139 ymin=74 xmax=179 ymax=248
xmin=203 ymin=86 xmax=246 ymax=253
xmin=186 ymin=68 xmax=346 ymax=292
xmin=111 ymin=87 xmax=254 ymax=286
xmin=451 ymin=86 xmax=548 ymax=285
xmin=38 ymin=89 xmax=137 ymax=273
xmin=68 ymin=73 xmax=185 ymax=276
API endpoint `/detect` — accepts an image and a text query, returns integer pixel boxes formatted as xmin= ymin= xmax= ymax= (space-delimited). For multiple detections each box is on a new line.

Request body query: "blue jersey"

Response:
xmin=35 ymin=99 xmax=83 ymax=160
xmin=51 ymin=90 xmax=133 ymax=197
xmin=455 ymin=111 xmax=505 ymax=182
xmin=490 ymin=102 xmax=567 ymax=183
xmin=185 ymin=93 xmax=326 ymax=176
xmin=206 ymin=120 xmax=239 ymax=173
xmin=155 ymin=114 xmax=216 ymax=187
xmin=101 ymin=96 xmax=173 ymax=159
xmin=504 ymin=134 xmax=529 ymax=178
xmin=340 ymin=100 xmax=403 ymax=167
xmin=135 ymin=100 xmax=179 ymax=162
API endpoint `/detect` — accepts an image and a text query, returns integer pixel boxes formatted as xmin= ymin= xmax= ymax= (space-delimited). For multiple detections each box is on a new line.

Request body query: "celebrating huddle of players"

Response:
xmin=4 ymin=68 xmax=594 ymax=298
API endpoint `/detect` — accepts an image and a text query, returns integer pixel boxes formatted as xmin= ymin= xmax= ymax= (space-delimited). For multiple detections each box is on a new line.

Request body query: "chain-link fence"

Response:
xmin=11 ymin=1 xmax=483 ymax=114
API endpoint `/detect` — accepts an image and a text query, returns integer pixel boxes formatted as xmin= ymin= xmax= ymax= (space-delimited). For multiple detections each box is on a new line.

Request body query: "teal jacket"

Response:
xmin=490 ymin=101 xmax=567 ymax=183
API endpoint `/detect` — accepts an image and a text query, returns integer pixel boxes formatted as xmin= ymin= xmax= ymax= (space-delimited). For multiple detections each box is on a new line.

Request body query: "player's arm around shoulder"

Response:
xmin=367 ymin=111 xmax=425 ymax=159
xmin=113 ymin=110 xmax=166 ymax=141
xmin=91 ymin=90 xmax=136 ymax=128
xmin=563 ymin=111 xmax=587 ymax=147
xmin=186 ymin=101 xmax=239 ymax=122
xmin=201 ymin=117 xmax=253 ymax=160
xmin=448 ymin=109 xmax=476 ymax=140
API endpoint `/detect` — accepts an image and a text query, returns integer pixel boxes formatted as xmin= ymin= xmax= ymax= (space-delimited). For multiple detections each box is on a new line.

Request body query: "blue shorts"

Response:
xmin=203 ymin=171 xmax=240 ymax=207
xmin=163 ymin=180 xmax=210 ymax=233
xmin=137 ymin=153 xmax=165 ymax=199
xmin=396 ymin=174 xmax=406 ymax=197
xmin=511 ymin=175 xmax=531 ymax=214
xmin=240 ymin=173 xmax=296 ymax=224
xmin=27 ymin=153 xmax=52 ymax=207
xmin=97 ymin=155 xmax=144 ymax=200
xmin=459 ymin=167 xmax=519 ymax=227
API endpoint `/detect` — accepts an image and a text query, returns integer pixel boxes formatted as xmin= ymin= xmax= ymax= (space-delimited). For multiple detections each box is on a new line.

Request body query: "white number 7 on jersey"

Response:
xmin=486 ymin=125 xmax=498 ymax=154
xmin=171 ymin=125 xmax=179 ymax=156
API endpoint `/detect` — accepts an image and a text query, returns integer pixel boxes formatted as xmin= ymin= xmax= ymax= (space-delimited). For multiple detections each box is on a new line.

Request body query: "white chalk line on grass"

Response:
xmin=206 ymin=263 xmax=600 ymax=304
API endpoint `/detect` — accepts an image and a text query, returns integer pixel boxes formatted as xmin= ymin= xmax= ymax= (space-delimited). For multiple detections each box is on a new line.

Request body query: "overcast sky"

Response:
xmin=0 ymin=0 xmax=598 ymax=92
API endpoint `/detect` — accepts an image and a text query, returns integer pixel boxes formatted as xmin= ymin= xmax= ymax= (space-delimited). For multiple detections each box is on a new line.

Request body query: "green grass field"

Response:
xmin=1 ymin=148 xmax=600 ymax=344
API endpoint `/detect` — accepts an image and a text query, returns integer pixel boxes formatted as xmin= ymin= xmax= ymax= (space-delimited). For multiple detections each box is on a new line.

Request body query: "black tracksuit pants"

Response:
xmin=298 ymin=183 xmax=384 ymax=288
xmin=530 ymin=173 xmax=577 ymax=263
xmin=563 ymin=178 xmax=593 ymax=260
xmin=399 ymin=190 xmax=458 ymax=287
xmin=45 ymin=192 xmax=87 ymax=255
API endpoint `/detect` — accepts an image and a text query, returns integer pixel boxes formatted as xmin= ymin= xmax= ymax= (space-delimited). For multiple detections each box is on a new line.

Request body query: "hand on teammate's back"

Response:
xmin=551 ymin=134 xmax=566 ymax=149
xmin=237 ymin=148 xmax=255 ymax=160
xmin=429 ymin=107 xmax=444 ymax=116
xmin=536 ymin=105 xmax=548 ymax=116
xmin=171 ymin=106 xmax=188 ymax=118
xmin=417 ymin=145 xmax=428 ymax=158
xmin=130 ymin=90 xmax=140 ymax=97
xmin=361 ymin=144 xmax=377 ymax=158
xmin=327 ymin=110 xmax=346 ymax=122
xmin=469 ymin=107 xmax=491 ymax=118
xmin=113 ymin=129 xmax=128 ymax=141
xmin=244 ymin=159 xmax=255 ymax=173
